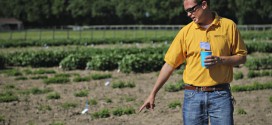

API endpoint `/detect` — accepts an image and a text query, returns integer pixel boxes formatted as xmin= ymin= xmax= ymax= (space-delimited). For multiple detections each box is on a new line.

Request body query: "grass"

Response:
xmin=61 ymin=102 xmax=77 ymax=109
xmin=234 ymin=71 xmax=244 ymax=80
xmin=231 ymin=82 xmax=272 ymax=92
xmin=91 ymin=109 xmax=111 ymax=119
xmin=0 ymin=91 xmax=19 ymax=102
xmin=46 ymin=92 xmax=61 ymax=100
xmin=168 ymin=100 xmax=181 ymax=109
xmin=74 ymin=90 xmax=89 ymax=97
xmin=237 ymin=108 xmax=247 ymax=115
xmin=0 ymin=29 xmax=178 ymax=40
xmin=111 ymin=81 xmax=135 ymax=89
xmin=91 ymin=73 xmax=112 ymax=80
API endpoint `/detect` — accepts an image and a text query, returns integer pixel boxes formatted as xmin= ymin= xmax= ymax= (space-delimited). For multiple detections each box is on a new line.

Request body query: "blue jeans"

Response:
xmin=182 ymin=89 xmax=234 ymax=125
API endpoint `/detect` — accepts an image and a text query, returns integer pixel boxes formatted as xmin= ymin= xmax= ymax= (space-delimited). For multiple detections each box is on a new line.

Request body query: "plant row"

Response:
xmin=0 ymin=37 xmax=171 ymax=48
xmin=0 ymin=34 xmax=271 ymax=49
xmin=0 ymin=47 xmax=167 ymax=73
xmin=245 ymin=56 xmax=272 ymax=70
xmin=231 ymin=81 xmax=272 ymax=92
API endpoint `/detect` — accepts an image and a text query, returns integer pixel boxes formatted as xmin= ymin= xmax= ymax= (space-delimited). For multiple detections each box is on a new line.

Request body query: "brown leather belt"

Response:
xmin=184 ymin=83 xmax=230 ymax=92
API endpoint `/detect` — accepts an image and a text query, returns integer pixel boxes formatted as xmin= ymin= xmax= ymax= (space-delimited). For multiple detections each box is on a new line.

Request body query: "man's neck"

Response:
xmin=199 ymin=11 xmax=215 ymax=26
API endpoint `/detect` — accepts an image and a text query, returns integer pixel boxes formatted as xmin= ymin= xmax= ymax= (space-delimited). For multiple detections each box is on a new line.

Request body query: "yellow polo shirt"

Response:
xmin=164 ymin=13 xmax=247 ymax=86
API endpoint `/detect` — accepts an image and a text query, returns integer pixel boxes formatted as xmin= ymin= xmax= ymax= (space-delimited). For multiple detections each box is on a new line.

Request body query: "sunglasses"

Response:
xmin=185 ymin=4 xmax=201 ymax=13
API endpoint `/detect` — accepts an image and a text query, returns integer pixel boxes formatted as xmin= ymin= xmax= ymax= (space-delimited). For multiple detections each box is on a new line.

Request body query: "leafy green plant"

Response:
xmin=49 ymin=121 xmax=64 ymax=125
xmin=112 ymin=107 xmax=135 ymax=116
xmin=168 ymin=100 xmax=181 ymax=109
xmin=30 ymin=87 xmax=52 ymax=95
xmin=59 ymin=54 xmax=90 ymax=70
xmin=91 ymin=109 xmax=111 ymax=119
xmin=237 ymin=108 xmax=247 ymax=115
xmin=165 ymin=80 xmax=185 ymax=92
xmin=46 ymin=92 xmax=61 ymax=100
xmin=32 ymin=69 xmax=56 ymax=74
xmin=0 ymin=115 xmax=5 ymax=122
xmin=2 ymin=69 xmax=22 ymax=76
xmin=30 ymin=75 xmax=48 ymax=80
xmin=231 ymin=82 xmax=272 ymax=92
xmin=15 ymin=76 xmax=28 ymax=80
xmin=74 ymin=90 xmax=89 ymax=97
xmin=38 ymin=105 xmax=52 ymax=111
xmin=89 ymin=99 xmax=98 ymax=105
xmin=61 ymin=102 xmax=77 ymax=109
xmin=0 ymin=91 xmax=19 ymax=102
xmin=247 ymin=70 xmax=272 ymax=78
xmin=91 ymin=73 xmax=112 ymax=80
xmin=111 ymin=81 xmax=135 ymax=89
xmin=86 ymin=54 xmax=121 ymax=71
xmin=73 ymin=76 xmax=91 ymax=82
xmin=43 ymin=77 xmax=70 ymax=84
xmin=234 ymin=71 xmax=244 ymax=80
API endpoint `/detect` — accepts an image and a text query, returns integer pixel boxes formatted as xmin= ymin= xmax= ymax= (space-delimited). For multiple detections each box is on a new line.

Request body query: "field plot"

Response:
xmin=0 ymin=30 xmax=272 ymax=125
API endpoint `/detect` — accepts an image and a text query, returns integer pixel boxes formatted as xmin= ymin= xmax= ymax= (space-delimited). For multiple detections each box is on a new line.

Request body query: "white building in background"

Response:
xmin=0 ymin=18 xmax=23 ymax=31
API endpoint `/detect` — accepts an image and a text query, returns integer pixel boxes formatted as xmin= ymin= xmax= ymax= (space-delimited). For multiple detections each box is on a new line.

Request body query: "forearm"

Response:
xmin=220 ymin=55 xmax=246 ymax=66
xmin=150 ymin=63 xmax=175 ymax=96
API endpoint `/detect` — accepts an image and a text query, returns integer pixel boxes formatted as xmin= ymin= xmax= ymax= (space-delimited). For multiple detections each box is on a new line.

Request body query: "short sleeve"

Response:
xmin=164 ymin=30 xmax=186 ymax=68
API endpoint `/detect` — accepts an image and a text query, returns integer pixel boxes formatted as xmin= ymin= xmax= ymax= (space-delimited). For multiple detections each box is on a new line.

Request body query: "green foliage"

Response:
xmin=2 ymin=69 xmax=22 ymax=76
xmin=119 ymin=53 xmax=164 ymax=73
xmin=237 ymin=108 xmax=247 ymax=115
xmin=49 ymin=121 xmax=64 ymax=125
xmin=234 ymin=71 xmax=244 ymax=80
xmin=0 ymin=54 xmax=6 ymax=69
xmin=43 ymin=77 xmax=70 ymax=84
xmin=246 ymin=41 xmax=272 ymax=54
xmin=60 ymin=54 xmax=91 ymax=70
xmin=91 ymin=109 xmax=111 ymax=119
xmin=111 ymin=81 xmax=135 ymax=89
xmin=168 ymin=100 xmax=181 ymax=109
xmin=165 ymin=80 xmax=185 ymax=92
xmin=91 ymin=73 xmax=112 ymax=80
xmin=30 ymin=75 xmax=48 ymax=80
xmin=86 ymin=54 xmax=122 ymax=71
xmin=269 ymin=96 xmax=272 ymax=103
xmin=231 ymin=82 xmax=272 ymax=92
xmin=32 ymin=69 xmax=56 ymax=74
xmin=61 ymin=102 xmax=77 ymax=109
xmin=105 ymin=98 xmax=112 ymax=103
xmin=46 ymin=92 xmax=61 ymax=100
xmin=74 ymin=90 xmax=89 ymax=97
xmin=245 ymin=56 xmax=272 ymax=70
xmin=112 ymin=107 xmax=135 ymax=116
xmin=30 ymin=87 xmax=52 ymax=95
xmin=0 ymin=115 xmax=5 ymax=122
xmin=38 ymin=105 xmax=52 ymax=111
xmin=0 ymin=91 xmax=19 ymax=102
xmin=73 ymin=76 xmax=91 ymax=82
xmin=89 ymin=99 xmax=98 ymax=105
xmin=15 ymin=76 xmax=28 ymax=80
xmin=247 ymin=70 xmax=272 ymax=78
xmin=4 ymin=84 xmax=15 ymax=89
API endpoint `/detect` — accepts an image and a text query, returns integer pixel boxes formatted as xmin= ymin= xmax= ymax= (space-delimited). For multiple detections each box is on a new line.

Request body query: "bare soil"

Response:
xmin=0 ymin=66 xmax=272 ymax=125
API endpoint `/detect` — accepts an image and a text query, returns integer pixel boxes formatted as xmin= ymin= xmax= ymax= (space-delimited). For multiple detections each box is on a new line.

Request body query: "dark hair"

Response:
xmin=196 ymin=0 xmax=210 ymax=6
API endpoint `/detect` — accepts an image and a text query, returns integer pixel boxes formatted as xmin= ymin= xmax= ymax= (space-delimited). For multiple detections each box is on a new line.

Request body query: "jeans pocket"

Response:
xmin=184 ymin=90 xmax=196 ymax=99
xmin=215 ymin=90 xmax=230 ymax=97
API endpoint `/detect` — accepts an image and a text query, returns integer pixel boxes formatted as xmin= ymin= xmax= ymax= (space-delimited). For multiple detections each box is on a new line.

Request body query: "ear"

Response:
xmin=201 ymin=1 xmax=208 ymax=9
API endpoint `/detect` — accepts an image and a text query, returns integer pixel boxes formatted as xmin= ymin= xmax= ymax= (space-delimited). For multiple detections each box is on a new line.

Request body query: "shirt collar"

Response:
xmin=193 ymin=12 xmax=220 ymax=29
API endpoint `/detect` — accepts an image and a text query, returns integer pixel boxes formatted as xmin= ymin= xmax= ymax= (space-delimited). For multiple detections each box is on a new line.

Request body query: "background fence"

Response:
xmin=0 ymin=25 xmax=271 ymax=40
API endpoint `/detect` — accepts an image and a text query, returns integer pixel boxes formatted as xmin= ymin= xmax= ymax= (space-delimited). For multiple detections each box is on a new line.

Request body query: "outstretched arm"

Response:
xmin=139 ymin=63 xmax=175 ymax=112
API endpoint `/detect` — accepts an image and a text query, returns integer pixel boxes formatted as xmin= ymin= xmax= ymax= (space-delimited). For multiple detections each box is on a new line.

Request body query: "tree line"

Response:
xmin=0 ymin=0 xmax=271 ymax=26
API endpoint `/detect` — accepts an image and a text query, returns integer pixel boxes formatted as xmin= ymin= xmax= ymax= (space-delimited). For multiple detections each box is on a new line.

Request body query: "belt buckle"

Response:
xmin=200 ymin=87 xmax=207 ymax=91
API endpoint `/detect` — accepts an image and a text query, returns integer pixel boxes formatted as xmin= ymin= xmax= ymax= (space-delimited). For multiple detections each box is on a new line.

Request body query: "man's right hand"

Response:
xmin=139 ymin=95 xmax=156 ymax=112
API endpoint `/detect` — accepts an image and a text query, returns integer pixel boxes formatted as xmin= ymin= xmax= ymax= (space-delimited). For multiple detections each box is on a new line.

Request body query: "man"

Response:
xmin=139 ymin=0 xmax=247 ymax=125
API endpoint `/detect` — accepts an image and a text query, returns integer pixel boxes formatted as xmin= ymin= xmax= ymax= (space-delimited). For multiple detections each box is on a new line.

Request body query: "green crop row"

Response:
xmin=245 ymin=56 xmax=272 ymax=70
xmin=1 ymin=47 xmax=168 ymax=73
xmin=247 ymin=70 xmax=272 ymax=78
xmin=0 ymin=37 xmax=172 ymax=48
xmin=231 ymin=81 xmax=272 ymax=92
xmin=246 ymin=41 xmax=272 ymax=54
